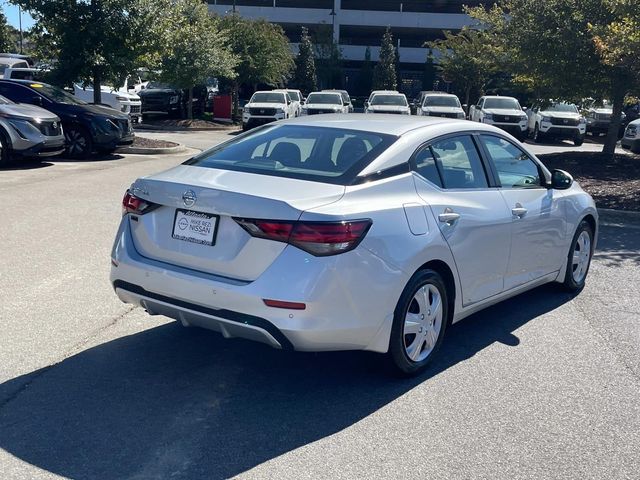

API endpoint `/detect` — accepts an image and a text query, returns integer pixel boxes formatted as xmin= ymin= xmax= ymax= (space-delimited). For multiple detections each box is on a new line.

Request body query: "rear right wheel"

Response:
xmin=389 ymin=269 xmax=449 ymax=376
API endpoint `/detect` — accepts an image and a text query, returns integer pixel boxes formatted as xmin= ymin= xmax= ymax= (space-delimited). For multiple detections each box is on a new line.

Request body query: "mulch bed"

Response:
xmin=137 ymin=118 xmax=233 ymax=129
xmin=538 ymin=152 xmax=640 ymax=211
xmin=130 ymin=136 xmax=178 ymax=149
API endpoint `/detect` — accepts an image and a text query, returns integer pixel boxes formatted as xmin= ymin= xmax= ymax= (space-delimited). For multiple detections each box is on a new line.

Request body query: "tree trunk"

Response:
xmin=232 ymin=80 xmax=239 ymax=122
xmin=464 ymin=86 xmax=471 ymax=116
xmin=187 ymin=86 xmax=193 ymax=120
xmin=92 ymin=69 xmax=102 ymax=105
xmin=602 ymin=87 xmax=625 ymax=158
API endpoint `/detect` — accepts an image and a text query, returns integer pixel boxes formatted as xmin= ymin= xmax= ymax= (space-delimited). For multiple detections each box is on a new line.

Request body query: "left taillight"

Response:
xmin=122 ymin=190 xmax=158 ymax=216
xmin=234 ymin=218 xmax=372 ymax=256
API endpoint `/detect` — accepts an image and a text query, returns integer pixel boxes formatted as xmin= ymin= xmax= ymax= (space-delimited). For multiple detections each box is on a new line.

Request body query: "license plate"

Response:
xmin=172 ymin=209 xmax=218 ymax=246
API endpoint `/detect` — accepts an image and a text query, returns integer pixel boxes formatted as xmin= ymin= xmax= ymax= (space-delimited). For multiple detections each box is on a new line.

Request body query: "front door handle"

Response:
xmin=438 ymin=209 xmax=460 ymax=225
xmin=512 ymin=204 xmax=528 ymax=218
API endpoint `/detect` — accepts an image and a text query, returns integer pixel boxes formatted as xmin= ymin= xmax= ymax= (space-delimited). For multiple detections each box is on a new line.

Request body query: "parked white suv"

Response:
xmin=417 ymin=93 xmax=465 ymax=119
xmin=365 ymin=91 xmax=410 ymax=115
xmin=621 ymin=118 xmax=640 ymax=153
xmin=73 ymin=83 xmax=142 ymax=123
xmin=527 ymin=102 xmax=586 ymax=146
xmin=242 ymin=91 xmax=295 ymax=131
xmin=279 ymin=89 xmax=303 ymax=117
xmin=469 ymin=96 xmax=527 ymax=140
xmin=301 ymin=91 xmax=348 ymax=115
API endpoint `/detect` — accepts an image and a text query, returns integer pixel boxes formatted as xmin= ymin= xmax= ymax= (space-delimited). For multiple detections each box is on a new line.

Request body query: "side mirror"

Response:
xmin=550 ymin=169 xmax=573 ymax=190
xmin=31 ymin=96 xmax=43 ymax=106
xmin=344 ymin=101 xmax=349 ymax=106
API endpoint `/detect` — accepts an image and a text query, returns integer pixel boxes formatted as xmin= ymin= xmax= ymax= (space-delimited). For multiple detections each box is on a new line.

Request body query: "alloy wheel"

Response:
xmin=572 ymin=230 xmax=591 ymax=283
xmin=65 ymin=129 xmax=87 ymax=156
xmin=403 ymin=284 xmax=443 ymax=362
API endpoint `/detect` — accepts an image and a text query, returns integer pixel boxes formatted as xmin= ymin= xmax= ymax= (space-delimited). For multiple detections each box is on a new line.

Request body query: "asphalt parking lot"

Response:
xmin=0 ymin=134 xmax=638 ymax=479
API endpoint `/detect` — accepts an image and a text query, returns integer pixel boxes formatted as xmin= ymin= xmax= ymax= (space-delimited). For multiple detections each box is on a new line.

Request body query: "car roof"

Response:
xmin=0 ymin=78 xmax=46 ymax=87
xmin=482 ymin=95 xmax=518 ymax=100
xmin=424 ymin=92 xmax=457 ymax=97
xmin=281 ymin=113 xmax=472 ymax=135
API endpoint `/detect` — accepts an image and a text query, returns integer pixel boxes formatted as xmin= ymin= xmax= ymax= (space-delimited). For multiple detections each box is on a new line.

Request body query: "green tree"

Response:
xmin=427 ymin=29 xmax=500 ymax=109
xmin=422 ymin=49 xmax=436 ymax=91
xmin=0 ymin=10 xmax=12 ymax=52
xmin=355 ymin=46 xmax=373 ymax=96
xmin=220 ymin=14 xmax=294 ymax=116
xmin=373 ymin=27 xmax=397 ymax=90
xmin=158 ymin=0 xmax=237 ymax=120
xmin=468 ymin=0 xmax=640 ymax=156
xmin=313 ymin=23 xmax=342 ymax=89
xmin=14 ymin=0 xmax=163 ymax=104
xmin=294 ymin=26 xmax=317 ymax=95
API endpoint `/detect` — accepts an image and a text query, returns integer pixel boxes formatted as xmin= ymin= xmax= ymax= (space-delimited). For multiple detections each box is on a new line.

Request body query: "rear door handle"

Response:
xmin=438 ymin=210 xmax=460 ymax=225
xmin=512 ymin=205 xmax=528 ymax=218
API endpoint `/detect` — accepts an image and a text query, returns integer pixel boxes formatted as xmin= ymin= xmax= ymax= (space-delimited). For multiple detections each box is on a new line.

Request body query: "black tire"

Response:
xmin=561 ymin=220 xmax=594 ymax=292
xmin=64 ymin=125 xmax=93 ymax=159
xmin=574 ymin=134 xmax=584 ymax=146
xmin=0 ymin=129 xmax=13 ymax=167
xmin=388 ymin=269 xmax=449 ymax=376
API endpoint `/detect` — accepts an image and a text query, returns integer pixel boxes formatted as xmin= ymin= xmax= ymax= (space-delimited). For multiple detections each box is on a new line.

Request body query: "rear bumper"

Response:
xmin=110 ymin=217 xmax=406 ymax=353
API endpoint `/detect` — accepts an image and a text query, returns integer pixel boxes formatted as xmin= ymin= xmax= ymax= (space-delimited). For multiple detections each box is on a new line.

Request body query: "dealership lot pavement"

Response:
xmin=0 ymin=136 xmax=638 ymax=479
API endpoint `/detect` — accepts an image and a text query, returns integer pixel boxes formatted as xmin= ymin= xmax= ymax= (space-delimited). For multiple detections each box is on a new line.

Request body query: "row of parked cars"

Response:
xmin=242 ymin=88 xmax=637 ymax=150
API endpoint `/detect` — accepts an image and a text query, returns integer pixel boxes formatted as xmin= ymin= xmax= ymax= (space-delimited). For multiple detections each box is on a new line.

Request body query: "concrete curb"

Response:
xmin=120 ymin=143 xmax=188 ymax=155
xmin=598 ymin=208 xmax=640 ymax=227
xmin=134 ymin=123 xmax=240 ymax=132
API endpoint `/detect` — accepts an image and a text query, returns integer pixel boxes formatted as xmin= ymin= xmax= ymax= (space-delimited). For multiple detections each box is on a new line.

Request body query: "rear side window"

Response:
xmin=413 ymin=146 xmax=443 ymax=188
xmin=480 ymin=135 xmax=542 ymax=188
xmin=186 ymin=125 xmax=396 ymax=185
xmin=430 ymin=135 xmax=488 ymax=189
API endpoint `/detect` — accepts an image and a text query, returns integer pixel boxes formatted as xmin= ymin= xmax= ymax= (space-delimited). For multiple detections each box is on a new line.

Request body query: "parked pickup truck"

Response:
xmin=242 ymin=90 xmax=296 ymax=131
xmin=621 ymin=119 xmax=640 ymax=153
xmin=138 ymin=82 xmax=207 ymax=119
xmin=74 ymin=83 xmax=142 ymax=124
xmin=469 ymin=96 xmax=528 ymax=140
xmin=527 ymin=102 xmax=586 ymax=146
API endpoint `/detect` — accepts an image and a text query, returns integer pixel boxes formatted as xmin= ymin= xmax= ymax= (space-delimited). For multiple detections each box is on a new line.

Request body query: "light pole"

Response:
xmin=18 ymin=6 xmax=23 ymax=54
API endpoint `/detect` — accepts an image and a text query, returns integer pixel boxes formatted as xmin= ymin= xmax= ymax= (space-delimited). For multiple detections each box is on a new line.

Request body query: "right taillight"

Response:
xmin=234 ymin=218 xmax=372 ymax=256
xmin=122 ymin=190 xmax=158 ymax=216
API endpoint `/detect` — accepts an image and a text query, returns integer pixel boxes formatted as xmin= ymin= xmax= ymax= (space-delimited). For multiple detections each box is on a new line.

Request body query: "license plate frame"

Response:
xmin=172 ymin=209 xmax=219 ymax=246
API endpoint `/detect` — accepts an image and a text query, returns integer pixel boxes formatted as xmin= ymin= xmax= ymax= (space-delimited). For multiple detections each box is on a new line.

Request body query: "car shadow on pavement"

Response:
xmin=0 ymin=284 xmax=571 ymax=480
xmin=0 ymin=159 xmax=54 ymax=171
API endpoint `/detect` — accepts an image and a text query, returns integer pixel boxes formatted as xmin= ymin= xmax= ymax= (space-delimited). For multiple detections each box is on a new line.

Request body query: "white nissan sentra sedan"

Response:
xmin=110 ymin=114 xmax=597 ymax=375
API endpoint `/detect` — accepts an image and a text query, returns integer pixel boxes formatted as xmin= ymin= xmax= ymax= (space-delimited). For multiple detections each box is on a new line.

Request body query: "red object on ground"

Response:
xmin=212 ymin=95 xmax=232 ymax=122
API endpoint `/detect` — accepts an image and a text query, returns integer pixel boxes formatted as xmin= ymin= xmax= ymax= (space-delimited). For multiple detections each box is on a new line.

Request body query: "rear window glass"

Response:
xmin=185 ymin=125 xmax=397 ymax=185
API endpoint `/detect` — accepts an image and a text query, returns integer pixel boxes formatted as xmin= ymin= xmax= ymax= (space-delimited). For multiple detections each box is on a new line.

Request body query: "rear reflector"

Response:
xmin=263 ymin=299 xmax=306 ymax=310
xmin=122 ymin=190 xmax=158 ymax=216
xmin=234 ymin=218 xmax=372 ymax=256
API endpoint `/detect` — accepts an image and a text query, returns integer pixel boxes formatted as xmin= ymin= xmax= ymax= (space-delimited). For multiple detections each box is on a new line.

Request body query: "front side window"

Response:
xmin=430 ymin=135 xmax=488 ymax=189
xmin=480 ymin=135 xmax=542 ymax=188
xmin=186 ymin=125 xmax=396 ymax=185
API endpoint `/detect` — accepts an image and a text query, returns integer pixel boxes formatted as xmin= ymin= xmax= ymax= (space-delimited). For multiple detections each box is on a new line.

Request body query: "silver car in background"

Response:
xmin=111 ymin=115 xmax=597 ymax=375
xmin=0 ymin=94 xmax=65 ymax=166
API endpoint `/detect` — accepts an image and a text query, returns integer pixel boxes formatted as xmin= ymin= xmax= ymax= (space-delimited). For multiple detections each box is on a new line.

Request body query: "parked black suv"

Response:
xmin=0 ymin=79 xmax=134 ymax=158
xmin=139 ymin=82 xmax=207 ymax=119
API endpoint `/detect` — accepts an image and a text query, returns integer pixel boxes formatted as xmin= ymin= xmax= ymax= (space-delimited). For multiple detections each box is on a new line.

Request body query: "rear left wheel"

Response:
xmin=389 ymin=269 xmax=449 ymax=376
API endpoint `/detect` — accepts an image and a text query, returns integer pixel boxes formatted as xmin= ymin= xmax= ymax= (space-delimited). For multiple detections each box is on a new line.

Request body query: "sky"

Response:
xmin=3 ymin=3 xmax=36 ymax=30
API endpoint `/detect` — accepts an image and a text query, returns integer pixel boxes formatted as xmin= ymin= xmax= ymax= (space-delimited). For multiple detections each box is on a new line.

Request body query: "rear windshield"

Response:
xmin=185 ymin=125 xmax=397 ymax=185
xmin=424 ymin=96 xmax=460 ymax=108
xmin=307 ymin=93 xmax=342 ymax=105
xmin=484 ymin=98 xmax=520 ymax=110
xmin=251 ymin=92 xmax=286 ymax=104
xmin=371 ymin=94 xmax=407 ymax=106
